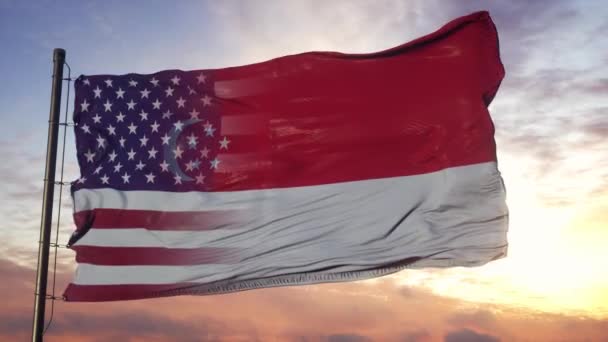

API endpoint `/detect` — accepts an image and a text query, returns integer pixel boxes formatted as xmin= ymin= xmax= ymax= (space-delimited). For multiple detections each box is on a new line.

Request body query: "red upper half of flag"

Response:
xmin=72 ymin=11 xmax=504 ymax=192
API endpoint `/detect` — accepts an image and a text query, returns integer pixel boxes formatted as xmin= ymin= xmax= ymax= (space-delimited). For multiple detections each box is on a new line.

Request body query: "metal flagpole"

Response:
xmin=32 ymin=48 xmax=66 ymax=342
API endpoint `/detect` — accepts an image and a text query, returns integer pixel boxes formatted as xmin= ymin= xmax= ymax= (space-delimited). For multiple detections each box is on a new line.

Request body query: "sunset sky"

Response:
xmin=1 ymin=0 xmax=607 ymax=341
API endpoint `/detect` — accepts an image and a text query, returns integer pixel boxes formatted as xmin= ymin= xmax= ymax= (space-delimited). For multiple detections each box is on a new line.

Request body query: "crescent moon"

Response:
xmin=164 ymin=118 xmax=201 ymax=181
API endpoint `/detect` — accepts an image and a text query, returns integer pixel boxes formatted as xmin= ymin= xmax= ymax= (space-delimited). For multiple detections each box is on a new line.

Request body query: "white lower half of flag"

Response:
xmin=65 ymin=162 xmax=508 ymax=301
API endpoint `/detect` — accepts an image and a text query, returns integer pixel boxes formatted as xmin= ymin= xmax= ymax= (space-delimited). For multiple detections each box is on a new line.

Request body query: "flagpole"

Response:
xmin=32 ymin=48 xmax=65 ymax=342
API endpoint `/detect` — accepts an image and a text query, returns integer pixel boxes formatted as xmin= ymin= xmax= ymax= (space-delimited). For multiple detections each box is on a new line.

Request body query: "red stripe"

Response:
xmin=72 ymin=246 xmax=239 ymax=265
xmin=64 ymin=283 xmax=198 ymax=302
xmin=64 ymin=282 xmax=250 ymax=301
xmin=73 ymin=208 xmax=247 ymax=231
xmin=204 ymin=11 xmax=503 ymax=191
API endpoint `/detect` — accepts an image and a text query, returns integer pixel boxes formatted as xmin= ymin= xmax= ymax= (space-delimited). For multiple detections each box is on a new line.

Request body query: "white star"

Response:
xmin=121 ymin=172 xmax=131 ymax=183
xmin=165 ymin=86 xmax=174 ymax=97
xmin=187 ymin=133 xmax=198 ymax=148
xmin=161 ymin=133 xmax=171 ymax=145
xmin=135 ymin=160 xmax=146 ymax=170
xmin=83 ymin=78 xmax=91 ymax=86
xmin=196 ymin=73 xmax=206 ymax=84
xmin=77 ymin=176 xmax=86 ymax=184
xmin=210 ymin=158 xmax=221 ymax=170
xmin=219 ymin=136 xmax=230 ymax=149
xmin=127 ymin=148 xmax=136 ymax=160
xmin=80 ymin=123 xmax=91 ymax=134
xmin=152 ymin=98 xmax=162 ymax=109
xmin=92 ymin=113 xmax=102 ymax=124
xmin=116 ymin=112 xmax=125 ymax=122
xmin=189 ymin=108 xmax=200 ymax=119
xmin=185 ymin=159 xmax=200 ymax=171
xmin=145 ymin=172 xmax=156 ymax=183
xmin=140 ymin=88 xmax=151 ymax=99
xmin=84 ymin=149 xmax=96 ymax=163
xmin=139 ymin=135 xmax=149 ymax=147
xmin=104 ymin=79 xmax=113 ymax=88
xmin=114 ymin=162 xmax=123 ymax=173
xmin=174 ymin=174 xmax=182 ymax=184
xmin=115 ymin=87 xmax=125 ymax=99
xmin=176 ymin=97 xmax=186 ymax=108
xmin=126 ymin=99 xmax=137 ymax=110
xmin=187 ymin=86 xmax=197 ymax=95
xmin=148 ymin=146 xmax=158 ymax=159
xmin=162 ymin=110 xmax=173 ymax=119
xmin=139 ymin=110 xmax=149 ymax=121
xmin=195 ymin=173 xmax=205 ymax=184
xmin=103 ymin=99 xmax=113 ymax=112
xmin=119 ymin=136 xmax=126 ymax=148
xmin=205 ymin=125 xmax=216 ymax=137
xmin=127 ymin=122 xmax=138 ymax=134
xmin=93 ymin=166 xmax=103 ymax=174
xmin=100 ymin=174 xmax=109 ymax=184
xmin=171 ymin=75 xmax=181 ymax=85
xmin=96 ymin=135 xmax=106 ymax=149
xmin=150 ymin=121 xmax=160 ymax=133
xmin=80 ymin=99 xmax=90 ymax=112
xmin=150 ymin=77 xmax=160 ymax=87
xmin=173 ymin=120 xmax=184 ymax=131
xmin=201 ymin=94 xmax=212 ymax=106
xmin=173 ymin=145 xmax=184 ymax=159
xmin=108 ymin=150 xmax=117 ymax=162
xmin=128 ymin=79 xmax=138 ymax=87
xmin=159 ymin=160 xmax=169 ymax=172
xmin=106 ymin=124 xmax=116 ymax=136
xmin=93 ymin=86 xmax=102 ymax=98
xmin=199 ymin=147 xmax=210 ymax=159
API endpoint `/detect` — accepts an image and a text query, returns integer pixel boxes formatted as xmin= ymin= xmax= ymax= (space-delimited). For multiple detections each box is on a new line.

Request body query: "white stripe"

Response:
xmin=72 ymin=162 xmax=508 ymax=285
xmin=73 ymin=162 xmax=503 ymax=212
xmin=72 ymin=260 xmax=393 ymax=285
xmin=75 ymin=229 xmax=229 ymax=248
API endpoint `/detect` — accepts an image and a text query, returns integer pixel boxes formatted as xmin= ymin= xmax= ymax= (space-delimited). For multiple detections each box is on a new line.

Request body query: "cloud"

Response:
xmin=324 ymin=334 xmax=372 ymax=342
xmin=446 ymin=310 xmax=497 ymax=330
xmin=579 ymin=107 xmax=608 ymax=142
xmin=444 ymin=328 xmax=500 ymax=342
xmin=46 ymin=311 xmax=217 ymax=342
xmin=1 ymin=256 xmax=608 ymax=341
xmin=400 ymin=329 xmax=431 ymax=342
xmin=0 ymin=312 xmax=31 ymax=337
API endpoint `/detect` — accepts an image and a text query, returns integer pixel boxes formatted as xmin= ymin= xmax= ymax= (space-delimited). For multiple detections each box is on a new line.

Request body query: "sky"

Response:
xmin=0 ymin=0 xmax=607 ymax=341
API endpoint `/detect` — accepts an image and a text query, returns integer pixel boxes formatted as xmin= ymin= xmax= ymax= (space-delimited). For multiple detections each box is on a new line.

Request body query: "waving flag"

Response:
xmin=64 ymin=11 xmax=508 ymax=302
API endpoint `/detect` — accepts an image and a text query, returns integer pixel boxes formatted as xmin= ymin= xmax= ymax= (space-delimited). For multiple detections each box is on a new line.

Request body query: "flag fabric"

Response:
xmin=64 ymin=11 xmax=508 ymax=302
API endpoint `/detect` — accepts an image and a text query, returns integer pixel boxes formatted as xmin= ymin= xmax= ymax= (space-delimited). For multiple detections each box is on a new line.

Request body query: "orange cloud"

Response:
xmin=2 ymin=256 xmax=607 ymax=341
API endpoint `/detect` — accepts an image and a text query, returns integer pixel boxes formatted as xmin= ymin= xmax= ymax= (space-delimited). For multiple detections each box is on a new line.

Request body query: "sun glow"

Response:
xmin=397 ymin=161 xmax=608 ymax=318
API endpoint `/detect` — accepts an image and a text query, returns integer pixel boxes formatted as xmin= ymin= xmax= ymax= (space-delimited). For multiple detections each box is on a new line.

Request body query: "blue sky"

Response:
xmin=0 ymin=1 xmax=607 ymax=340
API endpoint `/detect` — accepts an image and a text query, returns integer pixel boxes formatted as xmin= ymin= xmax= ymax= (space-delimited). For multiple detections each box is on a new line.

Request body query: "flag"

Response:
xmin=64 ymin=11 xmax=508 ymax=302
